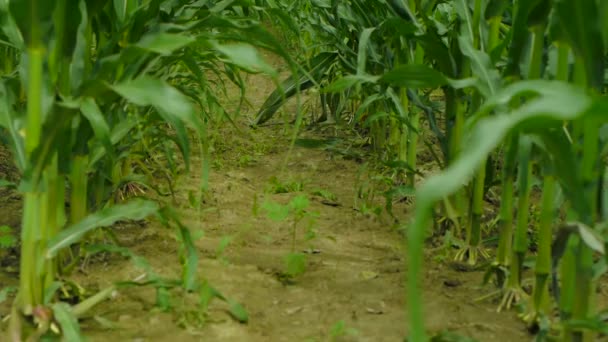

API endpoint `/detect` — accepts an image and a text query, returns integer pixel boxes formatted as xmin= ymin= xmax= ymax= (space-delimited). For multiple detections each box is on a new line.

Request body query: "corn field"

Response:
xmin=0 ymin=0 xmax=607 ymax=341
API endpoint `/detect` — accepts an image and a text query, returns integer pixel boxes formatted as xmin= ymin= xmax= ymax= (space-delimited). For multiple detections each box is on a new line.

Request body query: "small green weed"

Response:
xmin=266 ymin=176 xmax=304 ymax=194
xmin=329 ymin=320 xmax=359 ymax=340
xmin=0 ymin=225 xmax=17 ymax=249
xmin=312 ymin=188 xmax=337 ymax=202
xmin=261 ymin=194 xmax=319 ymax=279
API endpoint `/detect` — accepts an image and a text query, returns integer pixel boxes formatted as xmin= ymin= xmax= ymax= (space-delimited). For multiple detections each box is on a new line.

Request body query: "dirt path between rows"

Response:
xmin=0 ymin=52 xmax=529 ymax=341
xmin=83 ymin=52 xmax=528 ymax=341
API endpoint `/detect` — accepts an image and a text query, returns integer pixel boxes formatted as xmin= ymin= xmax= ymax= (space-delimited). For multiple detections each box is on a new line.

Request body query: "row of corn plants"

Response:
xmin=256 ymin=0 xmax=608 ymax=340
xmin=0 ymin=0 xmax=291 ymax=339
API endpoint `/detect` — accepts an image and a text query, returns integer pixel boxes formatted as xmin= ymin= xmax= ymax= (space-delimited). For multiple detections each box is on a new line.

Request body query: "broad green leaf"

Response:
xmin=485 ymin=0 xmax=508 ymax=19
xmin=527 ymin=0 xmax=552 ymax=28
xmin=8 ymin=0 xmax=55 ymax=45
xmin=254 ymin=52 xmax=338 ymax=125
xmin=213 ymin=42 xmax=276 ymax=76
xmin=110 ymin=76 xmax=199 ymax=129
xmin=324 ymin=74 xmax=379 ymax=93
xmin=52 ymin=303 xmax=83 ymax=342
xmin=70 ymin=0 xmax=89 ymax=93
xmin=0 ymin=82 xmax=25 ymax=170
xmin=555 ymin=0 xmax=605 ymax=89
xmin=387 ymin=0 xmax=418 ymax=24
xmin=227 ymin=299 xmax=249 ymax=323
xmin=43 ymin=281 xmax=63 ymax=305
xmin=379 ymin=64 xmax=448 ymax=88
xmin=113 ymin=0 xmax=135 ymax=23
xmin=135 ymin=33 xmax=195 ymax=55
xmin=88 ymin=117 xmax=137 ymax=168
xmin=357 ymin=27 xmax=376 ymax=75
xmin=109 ymin=76 xmax=199 ymax=169
xmin=80 ymin=97 xmax=114 ymax=160
xmin=199 ymin=281 xmax=225 ymax=309
xmin=46 ymin=199 xmax=159 ymax=258
xmin=178 ymin=226 xmax=198 ymax=291
xmin=289 ymin=195 xmax=309 ymax=212
xmin=210 ymin=0 xmax=236 ymax=13
xmin=458 ymin=37 xmax=501 ymax=97
xmin=578 ymin=223 xmax=606 ymax=254
xmin=261 ymin=200 xmax=289 ymax=222
xmin=0 ymin=1 xmax=23 ymax=48
xmin=504 ymin=0 xmax=542 ymax=77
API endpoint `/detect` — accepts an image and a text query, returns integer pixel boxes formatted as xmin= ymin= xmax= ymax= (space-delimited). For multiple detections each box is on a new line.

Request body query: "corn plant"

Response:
xmin=0 ymin=0 xmax=292 ymax=339
xmin=253 ymin=0 xmax=608 ymax=340
xmin=404 ymin=0 xmax=608 ymax=340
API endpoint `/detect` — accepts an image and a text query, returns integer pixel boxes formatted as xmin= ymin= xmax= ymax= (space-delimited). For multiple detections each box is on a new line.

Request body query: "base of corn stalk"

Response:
xmin=474 ymin=282 xmax=529 ymax=312
xmin=497 ymin=286 xmax=529 ymax=313
xmin=453 ymin=244 xmax=490 ymax=266
xmin=520 ymin=304 xmax=550 ymax=328
xmin=7 ymin=283 xmax=120 ymax=340
xmin=481 ymin=261 xmax=509 ymax=288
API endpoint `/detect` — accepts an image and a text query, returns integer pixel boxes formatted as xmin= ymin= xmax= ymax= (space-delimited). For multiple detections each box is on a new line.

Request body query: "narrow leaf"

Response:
xmin=46 ymin=200 xmax=159 ymax=258
xmin=379 ymin=64 xmax=448 ymax=88
xmin=52 ymin=303 xmax=83 ymax=342
xmin=135 ymin=33 xmax=195 ymax=55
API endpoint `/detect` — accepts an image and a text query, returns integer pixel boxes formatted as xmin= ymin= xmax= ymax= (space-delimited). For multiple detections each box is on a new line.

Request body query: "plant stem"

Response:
xmin=19 ymin=44 xmax=45 ymax=315
xmin=532 ymin=174 xmax=555 ymax=315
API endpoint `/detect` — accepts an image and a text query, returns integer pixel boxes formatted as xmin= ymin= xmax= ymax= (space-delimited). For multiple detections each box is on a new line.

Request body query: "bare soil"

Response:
xmin=0 ymin=52 xmax=531 ymax=341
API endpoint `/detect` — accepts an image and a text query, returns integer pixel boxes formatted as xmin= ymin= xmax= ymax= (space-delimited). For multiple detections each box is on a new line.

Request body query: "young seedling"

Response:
xmin=262 ymin=194 xmax=318 ymax=280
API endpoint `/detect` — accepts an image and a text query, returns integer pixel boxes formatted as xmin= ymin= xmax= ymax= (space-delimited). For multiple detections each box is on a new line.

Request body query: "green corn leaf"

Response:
xmin=80 ymin=97 xmax=114 ymax=160
xmin=0 ymin=82 xmax=25 ymax=171
xmin=135 ymin=32 xmax=196 ymax=55
xmin=254 ymin=52 xmax=338 ymax=125
xmin=70 ymin=0 xmax=88 ymax=93
xmin=0 ymin=1 xmax=24 ymax=48
xmin=88 ymin=117 xmax=137 ymax=168
xmin=109 ymin=76 xmax=200 ymax=170
xmin=407 ymin=80 xmax=594 ymax=341
xmin=457 ymin=36 xmax=501 ymax=97
xmin=357 ymin=27 xmax=376 ymax=75
xmin=8 ymin=0 xmax=55 ymax=45
xmin=212 ymin=42 xmax=276 ymax=76
xmin=289 ymin=195 xmax=309 ymax=212
xmin=324 ymin=74 xmax=379 ymax=93
xmin=504 ymin=0 xmax=542 ymax=77
xmin=52 ymin=302 xmax=83 ymax=342
xmin=46 ymin=199 xmax=159 ymax=258
xmin=178 ymin=225 xmax=198 ymax=291
xmin=261 ymin=200 xmax=289 ymax=222
xmin=485 ymin=0 xmax=508 ymax=19
xmin=555 ymin=0 xmax=605 ymax=89
xmin=110 ymin=76 xmax=199 ymax=130
xmin=113 ymin=0 xmax=136 ymax=23
xmin=379 ymin=64 xmax=448 ymax=89
xmin=527 ymin=0 xmax=552 ymax=28
xmin=227 ymin=299 xmax=249 ymax=323
xmin=577 ymin=223 xmax=606 ymax=254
